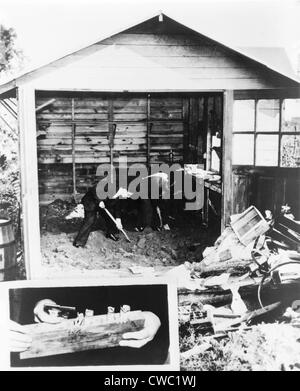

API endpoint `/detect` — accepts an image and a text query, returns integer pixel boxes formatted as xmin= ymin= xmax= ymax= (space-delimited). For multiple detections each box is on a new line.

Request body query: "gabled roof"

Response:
xmin=0 ymin=11 xmax=299 ymax=95
xmin=239 ymin=47 xmax=298 ymax=82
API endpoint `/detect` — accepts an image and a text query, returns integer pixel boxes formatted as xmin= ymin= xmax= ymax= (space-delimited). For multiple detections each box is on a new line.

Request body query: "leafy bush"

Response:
xmin=0 ymin=123 xmax=24 ymax=279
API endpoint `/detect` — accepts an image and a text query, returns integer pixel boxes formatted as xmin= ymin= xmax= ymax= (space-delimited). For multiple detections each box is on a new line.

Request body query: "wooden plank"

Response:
xmin=33 ymin=72 xmax=280 ymax=91
xmin=102 ymin=56 xmax=247 ymax=69
xmin=74 ymin=65 xmax=262 ymax=79
xmin=35 ymin=98 xmax=56 ymax=113
xmin=113 ymin=113 xmax=147 ymax=121
xmin=38 ymin=137 xmax=146 ymax=146
xmin=221 ymin=90 xmax=233 ymax=230
xmin=182 ymin=97 xmax=189 ymax=162
xmin=232 ymin=172 xmax=251 ymax=214
xmin=37 ymin=113 xmax=108 ymax=120
xmin=113 ymin=98 xmax=146 ymax=107
xmin=37 ymin=107 xmax=109 ymax=114
xmin=205 ymin=96 xmax=214 ymax=170
xmin=115 ymin=131 xmax=147 ymax=138
xmin=115 ymin=123 xmax=147 ymax=131
xmin=112 ymin=107 xmax=147 ymax=114
xmin=151 ymin=122 xmax=184 ymax=133
xmin=105 ymin=33 xmax=210 ymax=46
xmin=38 ymin=156 xmax=148 ymax=164
xmin=234 ymin=88 xmax=300 ymax=100
xmin=278 ymin=215 xmax=300 ymax=235
xmin=150 ymin=136 xmax=183 ymax=144
xmin=99 ymin=42 xmax=226 ymax=58
xmin=71 ymin=98 xmax=76 ymax=198
xmin=37 ymin=97 xmax=108 ymax=107
xmin=150 ymin=97 xmax=183 ymax=107
xmin=150 ymin=112 xmax=182 ymax=120
xmin=54 ymin=53 xmax=268 ymax=71
xmin=20 ymin=311 xmax=145 ymax=359
xmin=147 ymin=94 xmax=151 ymax=166
xmin=18 ymin=86 xmax=42 ymax=279
xmin=231 ymin=205 xmax=270 ymax=246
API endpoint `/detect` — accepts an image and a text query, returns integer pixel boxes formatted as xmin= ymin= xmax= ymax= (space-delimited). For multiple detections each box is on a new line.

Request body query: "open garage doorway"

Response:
xmin=35 ymin=91 xmax=223 ymax=277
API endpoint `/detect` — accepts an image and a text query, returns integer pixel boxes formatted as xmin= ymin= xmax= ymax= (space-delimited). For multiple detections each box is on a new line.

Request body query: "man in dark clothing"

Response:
xmin=73 ymin=182 xmax=152 ymax=247
xmin=73 ymin=186 xmax=122 ymax=247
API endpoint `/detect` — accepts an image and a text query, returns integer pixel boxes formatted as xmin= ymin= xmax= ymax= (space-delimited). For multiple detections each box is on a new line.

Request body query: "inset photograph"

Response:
xmin=7 ymin=280 xmax=178 ymax=369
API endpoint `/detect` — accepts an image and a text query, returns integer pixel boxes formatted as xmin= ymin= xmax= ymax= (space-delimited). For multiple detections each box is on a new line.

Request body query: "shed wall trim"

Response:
xmin=18 ymin=86 xmax=42 ymax=279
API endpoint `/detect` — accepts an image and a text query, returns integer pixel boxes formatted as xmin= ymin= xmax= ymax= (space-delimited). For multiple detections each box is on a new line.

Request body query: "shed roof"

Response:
xmin=0 ymin=11 xmax=299 ymax=95
xmin=239 ymin=47 xmax=298 ymax=82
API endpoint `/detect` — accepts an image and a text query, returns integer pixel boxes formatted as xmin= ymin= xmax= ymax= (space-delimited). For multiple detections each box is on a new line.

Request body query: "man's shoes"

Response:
xmin=134 ymin=226 xmax=145 ymax=232
xmin=73 ymin=242 xmax=84 ymax=248
xmin=106 ymin=233 xmax=119 ymax=241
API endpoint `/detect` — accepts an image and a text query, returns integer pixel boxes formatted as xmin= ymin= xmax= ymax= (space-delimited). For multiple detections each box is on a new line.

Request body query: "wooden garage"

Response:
xmin=0 ymin=12 xmax=299 ymax=278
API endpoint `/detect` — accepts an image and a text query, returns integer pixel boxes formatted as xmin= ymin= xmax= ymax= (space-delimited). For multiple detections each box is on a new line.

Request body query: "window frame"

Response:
xmin=233 ymin=98 xmax=300 ymax=168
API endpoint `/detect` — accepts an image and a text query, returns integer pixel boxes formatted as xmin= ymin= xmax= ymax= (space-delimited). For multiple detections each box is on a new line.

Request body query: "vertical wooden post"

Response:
xmin=108 ymin=98 xmax=114 ymax=181
xmin=221 ymin=90 xmax=234 ymax=231
xmin=17 ymin=85 xmax=42 ymax=279
xmin=146 ymin=93 xmax=151 ymax=167
xmin=182 ymin=97 xmax=189 ymax=163
xmin=206 ymin=97 xmax=212 ymax=170
xmin=71 ymin=98 xmax=77 ymax=199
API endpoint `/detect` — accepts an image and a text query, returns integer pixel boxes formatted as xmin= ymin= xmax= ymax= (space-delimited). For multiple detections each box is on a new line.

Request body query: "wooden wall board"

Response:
xmin=24 ymin=19 xmax=297 ymax=91
xmin=20 ymin=311 xmax=145 ymax=359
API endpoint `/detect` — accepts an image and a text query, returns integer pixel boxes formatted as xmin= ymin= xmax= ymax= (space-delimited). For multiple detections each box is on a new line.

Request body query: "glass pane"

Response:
xmin=257 ymin=99 xmax=280 ymax=132
xmin=233 ymin=100 xmax=255 ymax=132
xmin=282 ymin=99 xmax=300 ymax=132
xmin=255 ymin=134 xmax=279 ymax=166
xmin=280 ymin=135 xmax=300 ymax=167
xmin=232 ymin=134 xmax=254 ymax=165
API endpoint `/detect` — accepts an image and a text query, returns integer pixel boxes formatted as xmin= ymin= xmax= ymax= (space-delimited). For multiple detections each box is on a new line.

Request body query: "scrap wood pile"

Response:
xmin=176 ymin=204 xmax=300 ymax=358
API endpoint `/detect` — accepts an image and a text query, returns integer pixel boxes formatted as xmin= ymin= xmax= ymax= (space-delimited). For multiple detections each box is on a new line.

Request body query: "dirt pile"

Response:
xmin=41 ymin=222 xmax=213 ymax=272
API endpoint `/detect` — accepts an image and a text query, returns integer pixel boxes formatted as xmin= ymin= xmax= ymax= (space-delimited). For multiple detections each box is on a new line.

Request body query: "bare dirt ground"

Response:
xmin=40 ymin=200 xmax=219 ymax=274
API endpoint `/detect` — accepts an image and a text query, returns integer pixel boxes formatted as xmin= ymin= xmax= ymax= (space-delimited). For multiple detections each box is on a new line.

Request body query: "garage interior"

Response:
xmin=36 ymin=91 xmax=223 ymax=272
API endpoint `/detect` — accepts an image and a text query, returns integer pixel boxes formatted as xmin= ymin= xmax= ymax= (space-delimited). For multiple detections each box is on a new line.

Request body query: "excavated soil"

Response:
xmin=40 ymin=200 xmax=219 ymax=273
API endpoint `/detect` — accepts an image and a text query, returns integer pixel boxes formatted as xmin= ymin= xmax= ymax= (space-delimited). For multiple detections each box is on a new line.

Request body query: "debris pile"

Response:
xmin=177 ymin=204 xmax=300 ymax=365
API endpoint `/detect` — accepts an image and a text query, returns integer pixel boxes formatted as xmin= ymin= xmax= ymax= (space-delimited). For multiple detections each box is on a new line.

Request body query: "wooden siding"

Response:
xmin=149 ymin=96 xmax=185 ymax=164
xmin=36 ymin=93 xmax=194 ymax=202
xmin=23 ymin=17 xmax=297 ymax=92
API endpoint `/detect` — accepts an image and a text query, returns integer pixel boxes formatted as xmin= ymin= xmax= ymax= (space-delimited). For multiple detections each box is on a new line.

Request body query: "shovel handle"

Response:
xmin=101 ymin=204 xmax=131 ymax=242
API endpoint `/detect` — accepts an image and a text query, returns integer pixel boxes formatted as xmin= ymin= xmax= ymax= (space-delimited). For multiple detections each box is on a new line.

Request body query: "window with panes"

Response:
xmin=233 ymin=98 xmax=300 ymax=167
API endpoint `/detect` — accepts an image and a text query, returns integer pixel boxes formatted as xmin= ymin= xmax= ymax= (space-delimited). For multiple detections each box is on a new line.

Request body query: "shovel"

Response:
xmin=99 ymin=202 xmax=131 ymax=243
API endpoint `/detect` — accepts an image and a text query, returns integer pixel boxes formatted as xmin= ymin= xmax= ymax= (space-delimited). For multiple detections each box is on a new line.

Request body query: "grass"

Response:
xmin=180 ymin=322 xmax=300 ymax=371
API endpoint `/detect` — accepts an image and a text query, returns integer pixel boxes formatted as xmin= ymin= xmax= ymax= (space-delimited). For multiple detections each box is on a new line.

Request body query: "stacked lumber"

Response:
xmin=175 ymin=204 xmax=300 ymax=306
xmin=271 ymin=214 xmax=300 ymax=251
